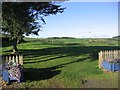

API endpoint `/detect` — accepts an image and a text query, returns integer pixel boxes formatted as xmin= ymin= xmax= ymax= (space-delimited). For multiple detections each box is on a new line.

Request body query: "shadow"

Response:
xmin=2 ymin=40 xmax=27 ymax=47
xmin=2 ymin=42 xmax=13 ymax=47
xmin=33 ymin=42 xmax=85 ymax=47
xmin=20 ymin=46 xmax=120 ymax=62
xmin=23 ymin=67 xmax=61 ymax=81
xmin=24 ymin=55 xmax=67 ymax=64
xmin=3 ymin=43 xmax=120 ymax=82
xmin=23 ymin=57 xmax=89 ymax=81
xmin=54 ymin=57 xmax=90 ymax=68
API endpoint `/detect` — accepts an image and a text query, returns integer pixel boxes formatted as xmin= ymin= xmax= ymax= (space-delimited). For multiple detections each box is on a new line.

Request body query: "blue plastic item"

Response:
xmin=102 ymin=60 xmax=120 ymax=72
xmin=2 ymin=70 xmax=22 ymax=83
xmin=2 ymin=70 xmax=9 ymax=83
xmin=2 ymin=60 xmax=23 ymax=83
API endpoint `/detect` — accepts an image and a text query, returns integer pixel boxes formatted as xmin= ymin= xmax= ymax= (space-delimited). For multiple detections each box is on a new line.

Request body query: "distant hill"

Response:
xmin=47 ymin=37 xmax=75 ymax=39
xmin=112 ymin=35 xmax=120 ymax=38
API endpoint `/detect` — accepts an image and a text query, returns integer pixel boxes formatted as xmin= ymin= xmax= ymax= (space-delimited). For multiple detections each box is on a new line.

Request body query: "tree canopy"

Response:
xmin=2 ymin=2 xmax=66 ymax=52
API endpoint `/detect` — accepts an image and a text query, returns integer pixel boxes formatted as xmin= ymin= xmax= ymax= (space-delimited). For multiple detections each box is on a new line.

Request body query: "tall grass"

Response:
xmin=2 ymin=38 xmax=119 ymax=88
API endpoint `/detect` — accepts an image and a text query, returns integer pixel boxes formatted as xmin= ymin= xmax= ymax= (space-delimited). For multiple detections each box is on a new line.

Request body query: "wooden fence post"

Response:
xmin=99 ymin=51 xmax=103 ymax=69
xmin=2 ymin=54 xmax=23 ymax=65
xmin=99 ymin=50 xmax=120 ymax=70
xmin=19 ymin=55 xmax=23 ymax=65
xmin=118 ymin=50 xmax=120 ymax=59
xmin=16 ymin=55 xmax=18 ymax=64
xmin=5 ymin=55 xmax=8 ymax=63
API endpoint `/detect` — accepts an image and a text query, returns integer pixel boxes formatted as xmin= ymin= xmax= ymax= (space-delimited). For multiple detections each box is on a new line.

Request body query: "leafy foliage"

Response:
xmin=2 ymin=2 xmax=65 ymax=52
xmin=2 ymin=2 xmax=65 ymax=37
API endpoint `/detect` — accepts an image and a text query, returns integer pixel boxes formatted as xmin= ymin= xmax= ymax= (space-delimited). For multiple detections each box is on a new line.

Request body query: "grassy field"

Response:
xmin=2 ymin=38 xmax=120 ymax=88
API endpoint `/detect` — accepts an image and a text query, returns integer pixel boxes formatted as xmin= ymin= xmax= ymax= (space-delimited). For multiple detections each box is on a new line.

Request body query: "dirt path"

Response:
xmin=80 ymin=79 xmax=118 ymax=88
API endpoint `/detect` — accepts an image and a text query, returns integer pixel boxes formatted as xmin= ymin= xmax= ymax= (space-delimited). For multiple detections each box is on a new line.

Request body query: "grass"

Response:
xmin=2 ymin=38 xmax=120 ymax=88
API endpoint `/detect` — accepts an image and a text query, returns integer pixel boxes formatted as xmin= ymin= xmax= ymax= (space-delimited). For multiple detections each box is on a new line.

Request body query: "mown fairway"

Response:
xmin=2 ymin=38 xmax=119 ymax=88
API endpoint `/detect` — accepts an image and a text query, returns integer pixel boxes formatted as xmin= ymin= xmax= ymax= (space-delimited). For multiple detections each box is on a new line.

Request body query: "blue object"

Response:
xmin=2 ymin=70 xmax=22 ymax=83
xmin=102 ymin=60 xmax=120 ymax=72
xmin=2 ymin=70 xmax=9 ymax=83
xmin=2 ymin=61 xmax=23 ymax=83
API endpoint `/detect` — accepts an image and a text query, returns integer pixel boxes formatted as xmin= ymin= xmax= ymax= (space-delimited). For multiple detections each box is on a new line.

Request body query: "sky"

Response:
xmin=28 ymin=2 xmax=118 ymax=38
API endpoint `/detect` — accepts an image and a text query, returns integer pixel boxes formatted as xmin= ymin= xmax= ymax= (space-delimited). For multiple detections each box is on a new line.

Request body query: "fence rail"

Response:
xmin=99 ymin=50 xmax=120 ymax=69
xmin=2 ymin=54 xmax=23 ymax=65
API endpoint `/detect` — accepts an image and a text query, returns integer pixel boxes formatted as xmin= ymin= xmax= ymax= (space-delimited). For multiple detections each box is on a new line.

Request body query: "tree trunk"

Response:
xmin=13 ymin=38 xmax=18 ymax=53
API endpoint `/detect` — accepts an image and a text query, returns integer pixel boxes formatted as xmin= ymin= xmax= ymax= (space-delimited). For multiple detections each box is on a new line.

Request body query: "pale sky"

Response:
xmin=27 ymin=2 xmax=118 ymax=38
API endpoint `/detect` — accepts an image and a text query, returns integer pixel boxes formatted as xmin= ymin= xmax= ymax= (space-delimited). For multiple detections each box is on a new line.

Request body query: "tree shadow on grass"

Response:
xmin=10 ymin=45 xmax=115 ymax=81
xmin=20 ymin=45 xmax=119 ymax=64
xmin=4 ymin=45 xmax=120 ymax=82
xmin=2 ymin=42 xmax=13 ymax=47
xmin=23 ymin=67 xmax=61 ymax=81
xmin=2 ymin=40 xmax=27 ymax=47
xmin=23 ymin=57 xmax=88 ymax=81
xmin=4 ymin=45 xmax=119 ymax=63
xmin=24 ymin=55 xmax=67 ymax=64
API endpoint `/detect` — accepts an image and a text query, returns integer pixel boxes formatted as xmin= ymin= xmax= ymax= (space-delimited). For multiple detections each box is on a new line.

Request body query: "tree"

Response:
xmin=2 ymin=2 xmax=65 ymax=53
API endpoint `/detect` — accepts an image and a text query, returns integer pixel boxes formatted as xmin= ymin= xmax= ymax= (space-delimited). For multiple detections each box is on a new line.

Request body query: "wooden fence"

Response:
xmin=99 ymin=50 xmax=120 ymax=69
xmin=2 ymin=54 xmax=23 ymax=65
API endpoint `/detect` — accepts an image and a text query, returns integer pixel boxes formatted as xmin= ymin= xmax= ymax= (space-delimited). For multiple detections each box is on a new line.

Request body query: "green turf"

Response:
xmin=2 ymin=38 xmax=119 ymax=88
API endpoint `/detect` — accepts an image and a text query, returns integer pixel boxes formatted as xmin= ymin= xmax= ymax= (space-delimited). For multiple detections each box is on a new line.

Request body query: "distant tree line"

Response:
xmin=47 ymin=37 xmax=75 ymax=39
xmin=112 ymin=35 xmax=120 ymax=38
